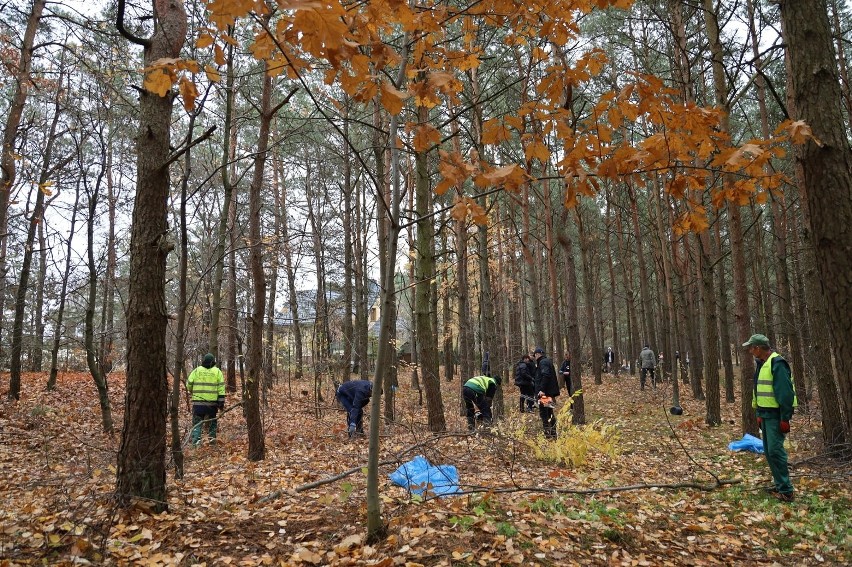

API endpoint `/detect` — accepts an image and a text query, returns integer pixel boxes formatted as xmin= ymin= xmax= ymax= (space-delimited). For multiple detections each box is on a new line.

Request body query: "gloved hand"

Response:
xmin=756 ymin=417 xmax=762 ymax=427
xmin=780 ymin=420 xmax=790 ymax=434
xmin=217 ymin=401 xmax=225 ymax=410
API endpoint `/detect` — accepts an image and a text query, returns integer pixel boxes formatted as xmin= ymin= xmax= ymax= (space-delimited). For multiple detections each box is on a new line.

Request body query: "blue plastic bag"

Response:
xmin=389 ymin=455 xmax=461 ymax=497
xmin=728 ymin=433 xmax=764 ymax=454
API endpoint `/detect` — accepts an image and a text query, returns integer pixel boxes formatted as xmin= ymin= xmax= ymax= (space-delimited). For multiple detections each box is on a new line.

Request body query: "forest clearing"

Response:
xmin=0 ymin=370 xmax=849 ymax=566
xmin=2 ymin=0 xmax=852 ymax=564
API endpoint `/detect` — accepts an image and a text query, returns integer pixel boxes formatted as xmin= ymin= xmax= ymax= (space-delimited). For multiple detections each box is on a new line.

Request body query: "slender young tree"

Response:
xmin=9 ymin=70 xmax=68 ymax=400
xmin=83 ymin=123 xmax=114 ymax=435
xmin=0 ymin=0 xmax=46 ymax=358
xmin=48 ymin=179 xmax=80 ymax=390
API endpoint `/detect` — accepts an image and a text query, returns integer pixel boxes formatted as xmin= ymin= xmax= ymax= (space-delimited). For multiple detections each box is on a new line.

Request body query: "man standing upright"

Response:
xmin=559 ymin=352 xmax=572 ymax=395
xmin=603 ymin=347 xmax=615 ymax=374
xmin=743 ymin=334 xmax=797 ymax=502
xmin=533 ymin=347 xmax=560 ymax=439
xmin=639 ymin=345 xmax=656 ymax=390
xmin=187 ymin=353 xmax=226 ymax=447
xmin=514 ymin=355 xmax=535 ymax=413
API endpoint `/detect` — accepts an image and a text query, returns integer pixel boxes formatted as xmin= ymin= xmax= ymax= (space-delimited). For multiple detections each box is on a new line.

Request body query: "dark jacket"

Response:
xmin=534 ymin=355 xmax=560 ymax=398
xmin=514 ymin=360 xmax=534 ymax=386
xmin=337 ymin=379 xmax=373 ymax=409
xmin=559 ymin=358 xmax=572 ymax=391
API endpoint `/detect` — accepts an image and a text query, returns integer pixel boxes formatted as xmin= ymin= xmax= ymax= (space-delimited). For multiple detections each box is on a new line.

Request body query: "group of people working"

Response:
xmin=185 ymin=333 xmax=798 ymax=502
xmin=510 ymin=348 xmax=568 ymax=438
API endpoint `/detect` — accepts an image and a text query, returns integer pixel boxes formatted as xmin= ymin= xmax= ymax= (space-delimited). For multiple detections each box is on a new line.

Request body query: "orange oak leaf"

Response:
xmin=777 ymin=119 xmax=823 ymax=147
xmin=412 ymin=123 xmax=441 ymax=152
xmin=525 ymin=141 xmax=550 ymax=163
xmin=380 ymin=82 xmax=409 ymax=115
xmin=196 ymin=34 xmax=215 ymax=49
xmin=205 ymin=64 xmax=221 ymax=83
xmin=143 ymin=68 xmax=173 ymax=97
xmin=178 ymin=77 xmax=198 ymax=111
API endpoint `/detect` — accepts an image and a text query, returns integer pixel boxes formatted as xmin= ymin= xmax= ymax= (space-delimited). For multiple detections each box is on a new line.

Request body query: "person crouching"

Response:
xmin=463 ymin=375 xmax=498 ymax=430
xmin=336 ymin=379 xmax=373 ymax=437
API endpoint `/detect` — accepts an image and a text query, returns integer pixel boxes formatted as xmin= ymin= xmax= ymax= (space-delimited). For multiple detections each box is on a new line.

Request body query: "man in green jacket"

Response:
xmin=187 ymin=353 xmax=226 ymax=446
xmin=743 ymin=334 xmax=797 ymax=502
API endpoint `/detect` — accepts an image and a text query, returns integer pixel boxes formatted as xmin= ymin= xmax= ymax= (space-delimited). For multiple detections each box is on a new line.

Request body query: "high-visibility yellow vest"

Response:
xmin=465 ymin=375 xmax=496 ymax=394
xmin=753 ymin=352 xmax=798 ymax=409
xmin=187 ymin=366 xmax=225 ymax=404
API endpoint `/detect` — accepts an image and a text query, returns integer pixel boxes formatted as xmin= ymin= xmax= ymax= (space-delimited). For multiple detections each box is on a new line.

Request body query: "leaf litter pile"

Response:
xmin=0 ymin=372 xmax=849 ymax=566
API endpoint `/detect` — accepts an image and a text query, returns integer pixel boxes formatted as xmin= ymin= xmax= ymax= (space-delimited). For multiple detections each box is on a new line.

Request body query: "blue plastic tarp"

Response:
xmin=728 ymin=433 xmax=764 ymax=454
xmin=389 ymin=455 xmax=461 ymax=497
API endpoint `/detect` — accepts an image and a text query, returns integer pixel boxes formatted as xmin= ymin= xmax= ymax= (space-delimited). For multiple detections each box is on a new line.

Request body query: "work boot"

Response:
xmin=773 ymin=491 xmax=795 ymax=503
xmin=347 ymin=424 xmax=356 ymax=438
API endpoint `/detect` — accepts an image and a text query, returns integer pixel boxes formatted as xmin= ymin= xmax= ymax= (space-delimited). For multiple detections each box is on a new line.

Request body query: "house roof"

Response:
xmin=275 ymin=278 xmax=382 ymax=328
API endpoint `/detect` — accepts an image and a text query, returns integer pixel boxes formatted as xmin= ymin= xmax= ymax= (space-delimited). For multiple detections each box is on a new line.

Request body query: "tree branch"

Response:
xmin=269 ymin=87 xmax=299 ymax=117
xmin=164 ymin=126 xmax=217 ymax=169
xmin=116 ymin=0 xmax=150 ymax=47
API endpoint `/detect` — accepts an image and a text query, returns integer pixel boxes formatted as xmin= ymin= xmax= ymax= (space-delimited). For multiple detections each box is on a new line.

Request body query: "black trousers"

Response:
xmin=517 ymin=383 xmax=535 ymax=412
xmin=539 ymin=400 xmax=557 ymax=439
xmin=463 ymin=386 xmax=492 ymax=429
xmin=641 ymin=367 xmax=656 ymax=389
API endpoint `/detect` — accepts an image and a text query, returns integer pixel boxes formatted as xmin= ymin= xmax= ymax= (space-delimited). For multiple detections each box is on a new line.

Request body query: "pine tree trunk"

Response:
xmin=116 ymin=0 xmax=186 ymax=509
xmin=780 ymin=0 xmax=852 ymax=445
xmin=341 ymin=102 xmax=354 ymax=384
xmin=557 ymin=214 xmax=585 ymax=425
xmin=414 ymin=106 xmax=444 ymax=431
xmin=575 ymin=205 xmax=601 ymax=385
xmin=170 ymin=109 xmax=197 ymax=480
xmin=698 ymin=229 xmax=721 ymax=426
xmin=440 ymin=209 xmax=454 ymax=382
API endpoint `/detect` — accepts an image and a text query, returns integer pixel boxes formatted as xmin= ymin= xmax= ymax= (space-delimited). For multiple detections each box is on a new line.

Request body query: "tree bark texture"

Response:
xmin=246 ymin=68 xmax=273 ymax=462
xmin=779 ymin=0 xmax=852 ymax=442
xmin=116 ymin=0 xmax=186 ymax=509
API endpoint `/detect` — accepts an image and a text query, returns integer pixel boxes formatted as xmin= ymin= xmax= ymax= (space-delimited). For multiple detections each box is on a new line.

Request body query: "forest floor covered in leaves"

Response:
xmin=0 ymin=370 xmax=849 ymax=566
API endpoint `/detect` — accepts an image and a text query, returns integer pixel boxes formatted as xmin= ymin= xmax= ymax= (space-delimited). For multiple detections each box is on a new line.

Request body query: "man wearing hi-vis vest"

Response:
xmin=743 ymin=334 xmax=798 ymax=502
xmin=187 ymin=353 xmax=226 ymax=447
xmin=462 ymin=375 xmax=499 ymax=430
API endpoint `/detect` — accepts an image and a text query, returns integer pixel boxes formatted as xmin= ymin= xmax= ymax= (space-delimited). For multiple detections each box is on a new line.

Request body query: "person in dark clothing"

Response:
xmin=463 ymin=375 xmax=499 ymax=430
xmin=639 ymin=345 xmax=656 ymax=390
xmin=514 ymin=355 xmax=535 ymax=412
xmin=533 ymin=347 xmax=560 ymax=439
xmin=603 ymin=347 xmax=615 ymax=373
xmin=336 ymin=380 xmax=373 ymax=437
xmin=559 ymin=352 xmax=572 ymax=396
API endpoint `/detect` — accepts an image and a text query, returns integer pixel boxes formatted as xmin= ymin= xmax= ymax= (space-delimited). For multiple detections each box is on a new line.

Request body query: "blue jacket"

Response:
xmin=337 ymin=380 xmax=373 ymax=408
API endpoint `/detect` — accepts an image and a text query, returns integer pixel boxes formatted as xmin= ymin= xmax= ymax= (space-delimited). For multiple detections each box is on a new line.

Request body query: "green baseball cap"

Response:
xmin=742 ymin=334 xmax=769 ymax=347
